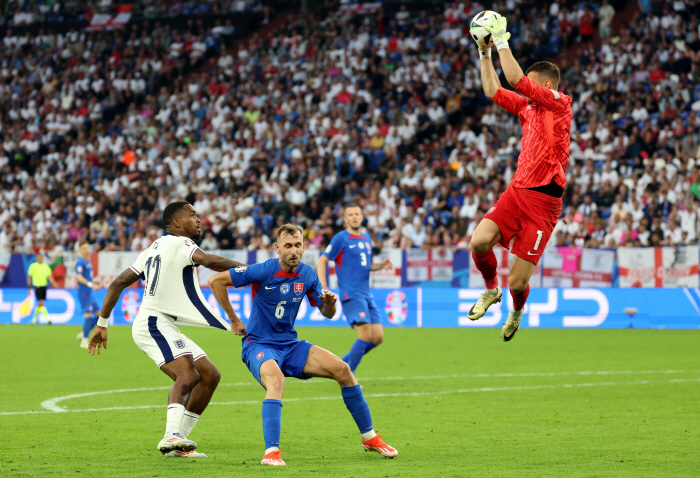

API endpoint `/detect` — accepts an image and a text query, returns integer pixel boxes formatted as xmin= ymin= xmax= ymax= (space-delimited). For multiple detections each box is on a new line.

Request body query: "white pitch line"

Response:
xmin=38 ymin=369 xmax=700 ymax=413
xmin=2 ymin=376 xmax=699 ymax=417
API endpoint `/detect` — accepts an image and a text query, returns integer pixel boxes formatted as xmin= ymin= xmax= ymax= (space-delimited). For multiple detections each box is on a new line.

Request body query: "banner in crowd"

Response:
xmin=467 ymin=245 xmax=542 ymax=288
xmin=618 ymin=246 xmax=700 ymax=288
xmin=2 ymin=287 xmax=698 ymax=329
xmin=404 ymin=249 xmax=454 ymax=286
xmin=542 ymin=247 xmax=614 ymax=288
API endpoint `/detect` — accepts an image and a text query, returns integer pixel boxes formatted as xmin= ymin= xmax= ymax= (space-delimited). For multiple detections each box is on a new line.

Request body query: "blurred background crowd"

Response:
xmin=1 ymin=0 xmax=698 ymax=257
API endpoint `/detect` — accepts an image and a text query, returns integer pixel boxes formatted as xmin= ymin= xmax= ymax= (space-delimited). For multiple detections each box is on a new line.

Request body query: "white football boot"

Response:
xmin=157 ymin=433 xmax=197 ymax=454
xmin=467 ymin=286 xmax=502 ymax=321
xmin=501 ymin=309 xmax=523 ymax=342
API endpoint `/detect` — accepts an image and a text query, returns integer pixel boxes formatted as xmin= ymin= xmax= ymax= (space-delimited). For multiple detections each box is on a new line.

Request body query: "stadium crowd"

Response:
xmin=1 ymin=0 xmax=700 ymax=257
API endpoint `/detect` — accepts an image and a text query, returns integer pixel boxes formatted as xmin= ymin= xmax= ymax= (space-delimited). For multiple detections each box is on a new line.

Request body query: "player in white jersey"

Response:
xmin=88 ymin=202 xmax=248 ymax=457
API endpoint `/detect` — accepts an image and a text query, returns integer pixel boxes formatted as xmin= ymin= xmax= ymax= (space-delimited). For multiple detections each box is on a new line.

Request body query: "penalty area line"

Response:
xmin=2 ymin=376 xmax=699 ymax=417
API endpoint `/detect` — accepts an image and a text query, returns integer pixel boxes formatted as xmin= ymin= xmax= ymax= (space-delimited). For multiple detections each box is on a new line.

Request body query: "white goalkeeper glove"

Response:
xmin=475 ymin=37 xmax=492 ymax=59
xmin=483 ymin=13 xmax=511 ymax=51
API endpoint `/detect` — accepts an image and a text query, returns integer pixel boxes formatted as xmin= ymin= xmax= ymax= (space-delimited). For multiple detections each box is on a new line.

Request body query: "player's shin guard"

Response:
xmin=342 ymin=339 xmax=371 ymax=373
xmin=262 ymin=399 xmax=283 ymax=450
xmin=341 ymin=384 xmax=373 ymax=435
xmin=510 ymin=283 xmax=530 ymax=311
xmin=472 ymin=250 xmax=499 ymax=289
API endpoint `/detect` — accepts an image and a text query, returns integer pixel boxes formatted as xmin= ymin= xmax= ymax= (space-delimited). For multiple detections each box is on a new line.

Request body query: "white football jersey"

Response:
xmin=130 ymin=233 xmax=229 ymax=330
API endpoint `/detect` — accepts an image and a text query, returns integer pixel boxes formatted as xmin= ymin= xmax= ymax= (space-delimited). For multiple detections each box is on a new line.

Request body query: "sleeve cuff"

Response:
xmin=189 ymin=246 xmax=197 ymax=265
xmin=130 ymin=265 xmax=140 ymax=274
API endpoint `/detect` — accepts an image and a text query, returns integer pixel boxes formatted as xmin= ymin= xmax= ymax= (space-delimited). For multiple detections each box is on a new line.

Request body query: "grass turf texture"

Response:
xmin=2 ymin=325 xmax=699 ymax=477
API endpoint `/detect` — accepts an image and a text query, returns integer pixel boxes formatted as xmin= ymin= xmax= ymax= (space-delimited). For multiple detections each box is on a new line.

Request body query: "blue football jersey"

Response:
xmin=75 ymin=257 xmax=93 ymax=293
xmin=229 ymin=259 xmax=324 ymax=342
xmin=322 ymin=230 xmax=373 ymax=300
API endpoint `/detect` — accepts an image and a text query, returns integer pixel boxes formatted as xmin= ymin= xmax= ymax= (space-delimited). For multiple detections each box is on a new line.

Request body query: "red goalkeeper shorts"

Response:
xmin=484 ymin=186 xmax=562 ymax=265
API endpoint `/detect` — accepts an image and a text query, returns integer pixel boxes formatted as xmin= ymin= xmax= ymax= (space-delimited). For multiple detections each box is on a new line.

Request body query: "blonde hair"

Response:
xmin=276 ymin=224 xmax=303 ymax=242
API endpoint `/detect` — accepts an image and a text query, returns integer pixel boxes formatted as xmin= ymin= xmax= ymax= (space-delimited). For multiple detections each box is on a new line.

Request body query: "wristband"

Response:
xmin=495 ymin=40 xmax=510 ymax=51
xmin=87 ymin=281 xmax=94 ymax=288
xmin=97 ymin=317 xmax=109 ymax=328
xmin=479 ymin=48 xmax=492 ymax=59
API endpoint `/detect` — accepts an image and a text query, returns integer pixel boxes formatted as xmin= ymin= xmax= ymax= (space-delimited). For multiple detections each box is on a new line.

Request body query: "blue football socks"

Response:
xmin=83 ymin=315 xmax=99 ymax=339
xmin=365 ymin=341 xmax=378 ymax=354
xmin=342 ymin=339 xmax=371 ymax=373
xmin=262 ymin=399 xmax=283 ymax=449
xmin=341 ymin=384 xmax=373 ymax=434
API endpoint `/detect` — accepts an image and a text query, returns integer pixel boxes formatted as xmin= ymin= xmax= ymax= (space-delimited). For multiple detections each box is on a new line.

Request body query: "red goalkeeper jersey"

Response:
xmin=493 ymin=75 xmax=572 ymax=189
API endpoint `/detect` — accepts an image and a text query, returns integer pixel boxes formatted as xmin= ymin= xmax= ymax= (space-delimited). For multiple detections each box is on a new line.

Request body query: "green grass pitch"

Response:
xmin=2 ymin=324 xmax=699 ymax=477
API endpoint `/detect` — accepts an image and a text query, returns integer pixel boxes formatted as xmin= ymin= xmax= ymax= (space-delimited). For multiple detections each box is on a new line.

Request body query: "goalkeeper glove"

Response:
xmin=483 ymin=13 xmax=511 ymax=51
xmin=475 ymin=37 xmax=492 ymax=59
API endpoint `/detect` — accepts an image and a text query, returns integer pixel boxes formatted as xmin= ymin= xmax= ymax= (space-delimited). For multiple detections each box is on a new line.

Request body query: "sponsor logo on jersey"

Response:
xmin=487 ymin=206 xmax=497 ymax=214
xmin=281 ymin=283 xmax=290 ymax=294
xmin=173 ymin=339 xmax=186 ymax=349
xmin=256 ymin=351 xmax=264 ymax=360
xmin=235 ymin=266 xmax=247 ymax=273
xmin=294 ymin=283 xmax=304 ymax=295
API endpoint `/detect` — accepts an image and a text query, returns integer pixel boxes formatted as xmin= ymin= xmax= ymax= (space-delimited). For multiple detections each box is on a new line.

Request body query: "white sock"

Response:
xmin=361 ymin=430 xmax=377 ymax=441
xmin=165 ymin=403 xmax=186 ymax=436
xmin=180 ymin=411 xmax=200 ymax=438
xmin=265 ymin=446 xmax=280 ymax=455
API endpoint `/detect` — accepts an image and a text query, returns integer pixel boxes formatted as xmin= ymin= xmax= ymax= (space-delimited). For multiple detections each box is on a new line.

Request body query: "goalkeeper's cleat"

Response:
xmin=164 ymin=450 xmax=208 ymax=458
xmin=362 ymin=434 xmax=398 ymax=458
xmin=467 ymin=286 xmax=502 ymax=321
xmin=261 ymin=450 xmax=286 ymax=466
xmin=501 ymin=309 xmax=523 ymax=342
xmin=80 ymin=339 xmax=89 ymax=349
xmin=157 ymin=433 xmax=197 ymax=454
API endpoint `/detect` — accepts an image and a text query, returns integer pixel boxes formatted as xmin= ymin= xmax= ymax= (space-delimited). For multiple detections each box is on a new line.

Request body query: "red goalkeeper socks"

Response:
xmin=472 ymin=250 xmax=499 ymax=290
xmin=510 ymin=283 xmax=530 ymax=311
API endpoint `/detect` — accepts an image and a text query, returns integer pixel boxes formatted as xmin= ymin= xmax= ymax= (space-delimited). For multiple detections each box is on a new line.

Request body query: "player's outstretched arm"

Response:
xmin=496 ymin=48 xmax=525 ymax=88
xmin=89 ymin=268 xmax=139 ymax=356
xmin=207 ymin=271 xmax=247 ymax=336
xmin=371 ymin=258 xmax=394 ymax=272
xmin=480 ymin=56 xmax=501 ymax=100
xmin=192 ymin=249 xmax=248 ymax=272
xmin=318 ymin=290 xmax=337 ymax=319
xmin=316 ymin=255 xmax=330 ymax=290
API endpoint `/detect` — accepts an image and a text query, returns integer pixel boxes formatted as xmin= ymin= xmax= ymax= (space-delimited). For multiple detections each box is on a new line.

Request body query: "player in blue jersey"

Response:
xmin=75 ymin=241 xmax=101 ymax=349
xmin=208 ymin=224 xmax=398 ymax=466
xmin=317 ymin=205 xmax=393 ymax=373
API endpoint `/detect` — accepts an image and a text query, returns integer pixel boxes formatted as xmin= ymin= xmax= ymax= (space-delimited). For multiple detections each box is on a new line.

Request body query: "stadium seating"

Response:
xmin=1 ymin=0 xmax=698 ymax=255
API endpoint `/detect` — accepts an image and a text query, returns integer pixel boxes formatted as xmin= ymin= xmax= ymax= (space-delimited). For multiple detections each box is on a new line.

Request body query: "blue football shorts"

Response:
xmin=242 ymin=338 xmax=314 ymax=387
xmin=341 ymin=296 xmax=382 ymax=327
xmin=78 ymin=289 xmax=100 ymax=315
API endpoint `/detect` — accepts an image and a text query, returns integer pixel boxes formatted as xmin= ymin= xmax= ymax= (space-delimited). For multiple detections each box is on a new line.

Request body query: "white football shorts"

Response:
xmin=132 ymin=308 xmax=207 ymax=368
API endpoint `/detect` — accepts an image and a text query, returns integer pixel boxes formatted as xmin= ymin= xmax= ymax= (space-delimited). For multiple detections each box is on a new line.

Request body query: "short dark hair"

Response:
xmin=526 ymin=61 xmax=560 ymax=86
xmin=277 ymin=224 xmax=303 ymax=242
xmin=163 ymin=201 xmax=189 ymax=228
xmin=344 ymin=203 xmax=361 ymax=214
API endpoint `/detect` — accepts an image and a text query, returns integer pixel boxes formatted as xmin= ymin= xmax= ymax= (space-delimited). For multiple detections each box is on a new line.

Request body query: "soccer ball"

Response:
xmin=470 ymin=10 xmax=499 ymax=46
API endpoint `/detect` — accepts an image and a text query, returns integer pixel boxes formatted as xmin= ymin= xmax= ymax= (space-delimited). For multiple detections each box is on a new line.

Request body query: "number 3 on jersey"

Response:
xmin=360 ymin=252 xmax=367 ymax=266
xmin=143 ymin=254 xmax=162 ymax=296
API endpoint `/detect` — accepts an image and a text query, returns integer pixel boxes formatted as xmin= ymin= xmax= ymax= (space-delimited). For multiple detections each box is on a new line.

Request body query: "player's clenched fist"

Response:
xmin=230 ymin=317 xmax=247 ymax=336
xmin=321 ymin=289 xmax=337 ymax=305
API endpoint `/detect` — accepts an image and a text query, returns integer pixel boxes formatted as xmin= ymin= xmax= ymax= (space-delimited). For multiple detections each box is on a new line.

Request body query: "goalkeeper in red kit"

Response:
xmin=467 ymin=13 xmax=573 ymax=341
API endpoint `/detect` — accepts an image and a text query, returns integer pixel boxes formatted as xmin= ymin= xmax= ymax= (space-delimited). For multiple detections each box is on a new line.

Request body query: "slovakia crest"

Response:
xmin=281 ymin=283 xmax=290 ymax=295
xmin=256 ymin=351 xmax=264 ymax=360
xmin=487 ymin=206 xmax=497 ymax=214
xmin=294 ymin=283 xmax=304 ymax=296
xmin=173 ymin=339 xmax=186 ymax=350
xmin=365 ymin=242 xmax=371 ymax=249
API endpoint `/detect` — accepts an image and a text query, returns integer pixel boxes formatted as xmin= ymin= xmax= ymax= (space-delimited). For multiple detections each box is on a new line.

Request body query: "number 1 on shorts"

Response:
xmin=534 ymin=230 xmax=543 ymax=251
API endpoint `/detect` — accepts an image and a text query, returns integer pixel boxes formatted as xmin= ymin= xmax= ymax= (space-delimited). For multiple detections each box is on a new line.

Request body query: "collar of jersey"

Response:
xmin=162 ymin=232 xmax=175 ymax=237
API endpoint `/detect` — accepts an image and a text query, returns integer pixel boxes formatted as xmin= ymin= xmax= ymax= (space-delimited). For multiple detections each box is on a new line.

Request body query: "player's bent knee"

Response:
xmin=508 ymin=276 xmax=528 ymax=295
xmin=373 ymin=335 xmax=384 ymax=346
xmin=332 ymin=360 xmax=355 ymax=385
